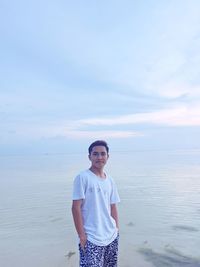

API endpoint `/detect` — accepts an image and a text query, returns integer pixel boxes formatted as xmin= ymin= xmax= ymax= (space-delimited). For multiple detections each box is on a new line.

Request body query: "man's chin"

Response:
xmin=95 ymin=163 xmax=105 ymax=167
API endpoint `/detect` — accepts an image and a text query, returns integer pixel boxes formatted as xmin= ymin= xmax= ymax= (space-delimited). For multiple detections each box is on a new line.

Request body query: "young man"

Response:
xmin=72 ymin=140 xmax=120 ymax=267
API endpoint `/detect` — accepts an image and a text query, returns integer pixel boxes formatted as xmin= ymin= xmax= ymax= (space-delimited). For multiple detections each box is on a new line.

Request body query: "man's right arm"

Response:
xmin=71 ymin=199 xmax=87 ymax=248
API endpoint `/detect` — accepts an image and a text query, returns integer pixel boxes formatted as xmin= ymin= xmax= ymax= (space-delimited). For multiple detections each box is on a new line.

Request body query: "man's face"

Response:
xmin=89 ymin=145 xmax=109 ymax=169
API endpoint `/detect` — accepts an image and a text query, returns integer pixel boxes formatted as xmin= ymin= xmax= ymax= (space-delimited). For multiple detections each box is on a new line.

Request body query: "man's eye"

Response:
xmin=92 ymin=152 xmax=107 ymax=157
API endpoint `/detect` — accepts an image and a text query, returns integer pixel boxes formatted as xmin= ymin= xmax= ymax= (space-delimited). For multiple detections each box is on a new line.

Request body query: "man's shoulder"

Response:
xmin=77 ymin=169 xmax=90 ymax=177
xmin=74 ymin=169 xmax=96 ymax=189
xmin=75 ymin=169 xmax=91 ymax=181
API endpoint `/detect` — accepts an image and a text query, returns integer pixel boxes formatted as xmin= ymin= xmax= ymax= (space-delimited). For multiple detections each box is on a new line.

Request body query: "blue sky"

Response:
xmin=1 ymin=0 xmax=200 ymax=154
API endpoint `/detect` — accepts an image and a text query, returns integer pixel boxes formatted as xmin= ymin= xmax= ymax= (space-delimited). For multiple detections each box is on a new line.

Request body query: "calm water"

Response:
xmin=0 ymin=150 xmax=200 ymax=267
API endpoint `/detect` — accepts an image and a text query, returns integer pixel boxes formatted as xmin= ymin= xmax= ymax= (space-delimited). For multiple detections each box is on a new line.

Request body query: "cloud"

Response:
xmin=62 ymin=130 xmax=143 ymax=139
xmin=0 ymin=121 xmax=142 ymax=144
xmin=148 ymin=83 xmax=200 ymax=99
xmin=2 ymin=103 xmax=199 ymax=145
xmin=79 ymin=105 xmax=200 ymax=127
xmin=1 ymin=0 xmax=200 ymax=148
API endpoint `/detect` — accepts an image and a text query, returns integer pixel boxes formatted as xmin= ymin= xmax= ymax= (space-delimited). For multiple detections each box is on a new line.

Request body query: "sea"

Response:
xmin=0 ymin=149 xmax=200 ymax=267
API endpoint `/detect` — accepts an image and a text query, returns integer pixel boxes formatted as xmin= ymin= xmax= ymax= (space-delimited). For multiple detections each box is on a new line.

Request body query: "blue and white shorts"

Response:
xmin=79 ymin=235 xmax=119 ymax=267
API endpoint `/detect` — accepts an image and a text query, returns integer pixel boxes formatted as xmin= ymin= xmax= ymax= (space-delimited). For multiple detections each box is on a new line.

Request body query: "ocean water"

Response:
xmin=0 ymin=149 xmax=200 ymax=267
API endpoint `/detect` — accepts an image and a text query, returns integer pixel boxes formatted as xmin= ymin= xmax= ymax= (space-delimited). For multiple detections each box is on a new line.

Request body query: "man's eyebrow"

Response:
xmin=92 ymin=151 xmax=106 ymax=154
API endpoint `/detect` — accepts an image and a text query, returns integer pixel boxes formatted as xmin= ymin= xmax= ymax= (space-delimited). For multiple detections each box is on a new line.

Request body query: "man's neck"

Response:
xmin=89 ymin=166 xmax=106 ymax=178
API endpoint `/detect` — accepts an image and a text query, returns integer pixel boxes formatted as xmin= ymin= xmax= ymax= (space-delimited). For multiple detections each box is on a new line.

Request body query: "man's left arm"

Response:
xmin=111 ymin=203 xmax=119 ymax=229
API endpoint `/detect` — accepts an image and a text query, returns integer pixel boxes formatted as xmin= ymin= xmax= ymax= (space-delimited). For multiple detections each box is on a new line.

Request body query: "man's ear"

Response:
xmin=88 ymin=154 xmax=91 ymax=161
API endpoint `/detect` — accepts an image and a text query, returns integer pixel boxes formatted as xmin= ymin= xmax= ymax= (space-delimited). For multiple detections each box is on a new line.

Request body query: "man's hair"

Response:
xmin=88 ymin=140 xmax=109 ymax=155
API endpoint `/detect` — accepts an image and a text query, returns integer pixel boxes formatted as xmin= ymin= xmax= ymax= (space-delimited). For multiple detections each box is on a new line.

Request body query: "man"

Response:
xmin=72 ymin=140 xmax=120 ymax=266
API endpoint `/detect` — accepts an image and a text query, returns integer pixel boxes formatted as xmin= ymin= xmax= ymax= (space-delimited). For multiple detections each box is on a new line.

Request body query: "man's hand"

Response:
xmin=72 ymin=200 xmax=87 ymax=249
xmin=79 ymin=233 xmax=87 ymax=249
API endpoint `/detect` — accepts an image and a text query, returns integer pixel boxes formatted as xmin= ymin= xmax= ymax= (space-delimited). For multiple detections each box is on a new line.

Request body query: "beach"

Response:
xmin=0 ymin=150 xmax=200 ymax=266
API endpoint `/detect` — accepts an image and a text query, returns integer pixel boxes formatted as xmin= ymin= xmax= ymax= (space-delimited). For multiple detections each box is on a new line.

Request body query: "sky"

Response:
xmin=1 ymin=0 xmax=200 ymax=155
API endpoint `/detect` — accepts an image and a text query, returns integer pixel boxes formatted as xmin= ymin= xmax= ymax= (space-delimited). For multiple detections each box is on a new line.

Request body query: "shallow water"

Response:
xmin=139 ymin=247 xmax=200 ymax=267
xmin=0 ymin=150 xmax=200 ymax=266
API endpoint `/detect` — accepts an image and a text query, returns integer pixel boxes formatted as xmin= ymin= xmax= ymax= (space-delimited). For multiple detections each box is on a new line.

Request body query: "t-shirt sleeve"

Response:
xmin=72 ymin=174 xmax=86 ymax=200
xmin=110 ymin=179 xmax=120 ymax=204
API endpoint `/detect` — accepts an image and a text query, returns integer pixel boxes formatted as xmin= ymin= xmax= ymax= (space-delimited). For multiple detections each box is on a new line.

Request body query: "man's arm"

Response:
xmin=111 ymin=203 xmax=119 ymax=229
xmin=71 ymin=199 xmax=87 ymax=248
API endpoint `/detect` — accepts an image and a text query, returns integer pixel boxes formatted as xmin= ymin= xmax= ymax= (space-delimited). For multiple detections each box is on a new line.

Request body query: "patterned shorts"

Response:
xmin=79 ymin=234 xmax=119 ymax=267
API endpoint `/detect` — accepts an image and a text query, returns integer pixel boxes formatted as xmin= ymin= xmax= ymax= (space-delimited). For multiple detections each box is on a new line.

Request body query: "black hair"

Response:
xmin=88 ymin=140 xmax=109 ymax=155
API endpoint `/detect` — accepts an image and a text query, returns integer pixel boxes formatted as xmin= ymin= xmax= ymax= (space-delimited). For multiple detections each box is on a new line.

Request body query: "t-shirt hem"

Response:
xmin=87 ymin=230 xmax=118 ymax=246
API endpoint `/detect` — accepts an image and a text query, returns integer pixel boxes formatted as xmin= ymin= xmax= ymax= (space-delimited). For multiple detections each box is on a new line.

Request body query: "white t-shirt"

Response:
xmin=72 ymin=169 xmax=120 ymax=246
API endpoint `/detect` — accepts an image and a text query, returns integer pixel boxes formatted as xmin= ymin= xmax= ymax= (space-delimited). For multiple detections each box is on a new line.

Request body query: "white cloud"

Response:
xmin=2 ymin=104 xmax=199 ymax=144
xmin=1 ymin=0 xmax=200 ymax=148
xmin=80 ymin=105 xmax=200 ymax=127
xmin=154 ymin=83 xmax=200 ymax=99
xmin=62 ymin=130 xmax=143 ymax=139
xmin=0 ymin=121 xmax=143 ymax=144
